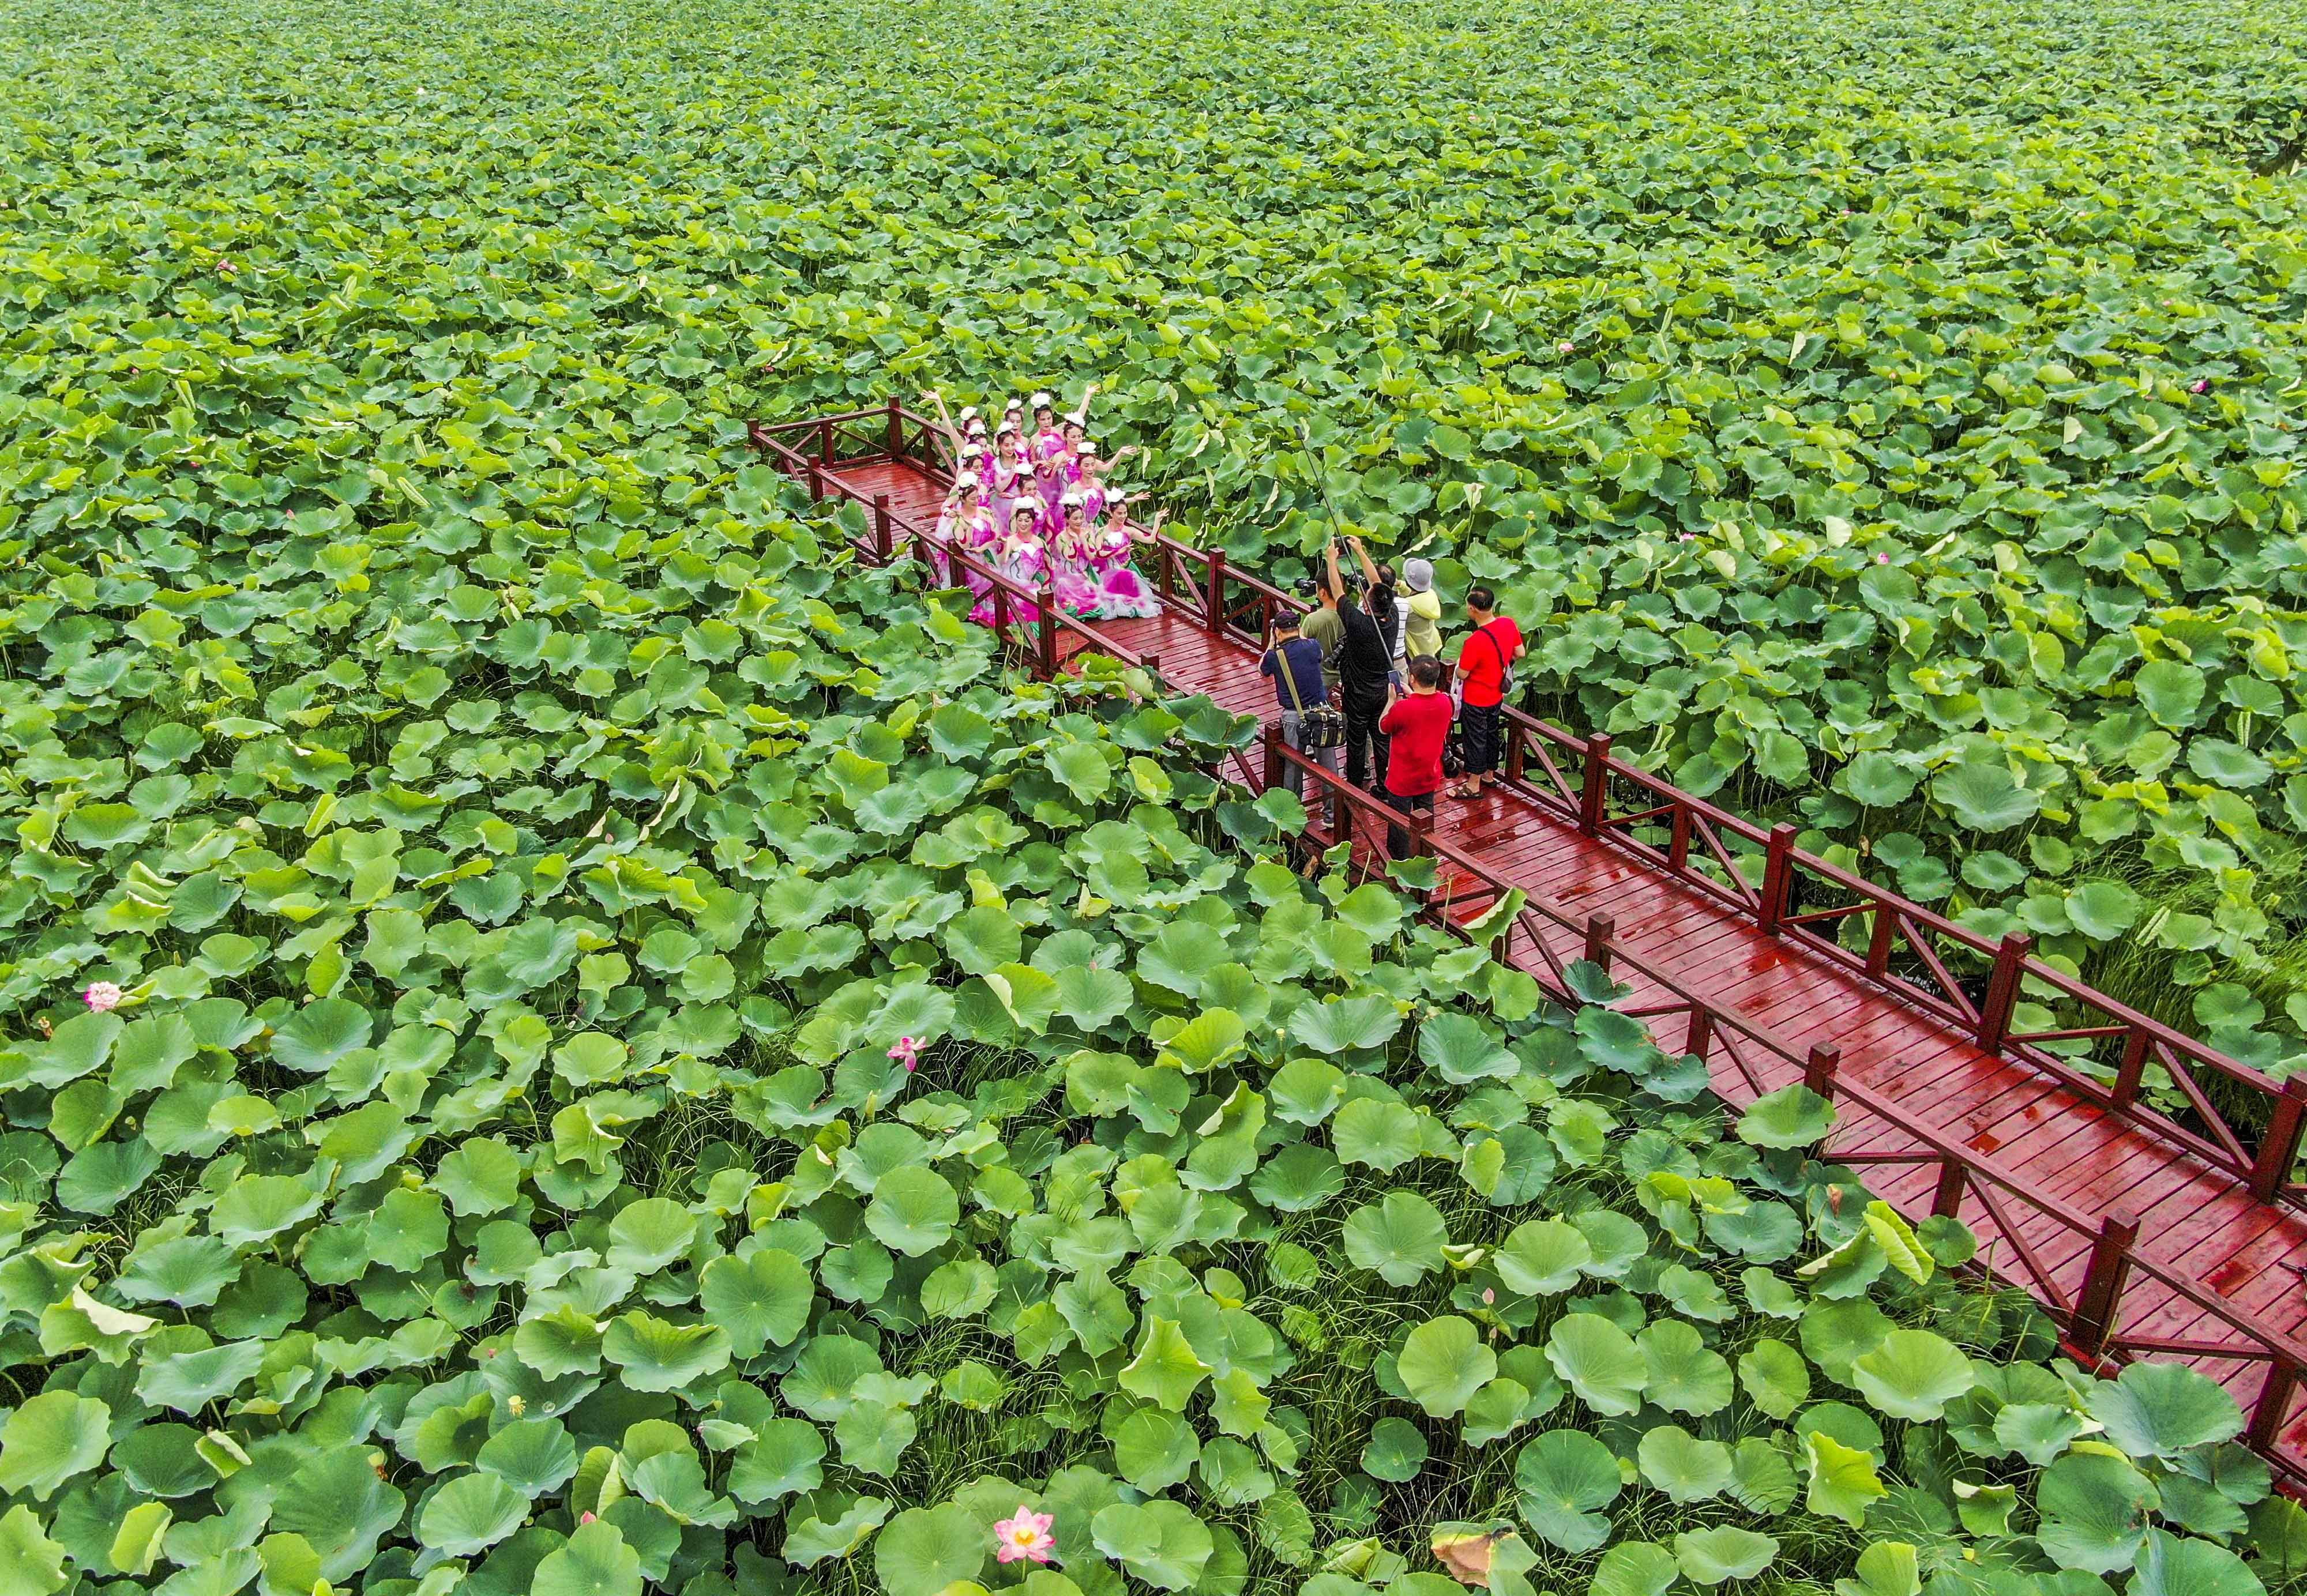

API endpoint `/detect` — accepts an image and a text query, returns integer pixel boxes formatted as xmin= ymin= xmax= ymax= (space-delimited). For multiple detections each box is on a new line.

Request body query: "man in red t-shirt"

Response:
xmin=1451 ymin=585 xmax=1526 ymax=799
xmin=1379 ymin=656 xmax=1455 ymax=858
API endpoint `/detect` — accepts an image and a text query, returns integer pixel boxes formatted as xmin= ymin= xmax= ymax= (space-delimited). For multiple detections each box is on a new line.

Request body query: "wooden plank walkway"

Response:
xmin=772 ymin=417 xmax=2307 ymax=1476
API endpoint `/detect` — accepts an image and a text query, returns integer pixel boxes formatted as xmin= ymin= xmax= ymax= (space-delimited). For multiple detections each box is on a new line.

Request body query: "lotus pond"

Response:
xmin=5 ymin=0 xmax=2307 ymax=1593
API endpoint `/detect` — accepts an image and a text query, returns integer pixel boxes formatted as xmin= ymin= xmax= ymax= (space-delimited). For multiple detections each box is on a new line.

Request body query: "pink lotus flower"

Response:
xmin=580 ymin=1512 xmax=596 ymax=1525
xmin=82 ymin=981 xmax=122 ymax=1013
xmin=1481 ymin=1288 xmax=1496 ymax=1305
xmin=2192 ymin=379 xmax=2209 ymax=393
xmin=1875 ymin=552 xmax=1890 ymax=565
xmin=995 ymin=1505 xmax=1056 ymax=1565
xmin=888 ymin=1036 xmax=920 ymax=1072
xmin=1678 ymin=532 xmax=1696 ymax=543
xmin=1557 ymin=341 xmax=1575 ymax=354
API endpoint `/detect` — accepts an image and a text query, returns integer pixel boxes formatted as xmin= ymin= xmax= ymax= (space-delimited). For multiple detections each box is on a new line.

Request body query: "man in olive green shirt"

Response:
xmin=1298 ymin=579 xmax=1344 ymax=695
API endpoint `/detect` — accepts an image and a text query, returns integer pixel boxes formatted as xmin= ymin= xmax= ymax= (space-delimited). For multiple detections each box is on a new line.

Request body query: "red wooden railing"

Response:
xmin=750 ymin=403 xmax=2307 ymax=1207
xmin=1261 ymin=727 xmax=2307 ymax=1479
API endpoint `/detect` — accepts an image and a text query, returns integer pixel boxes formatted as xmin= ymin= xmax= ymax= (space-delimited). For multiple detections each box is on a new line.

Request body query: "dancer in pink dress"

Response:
xmin=938 ymin=478 xmax=998 ymax=595
xmin=1028 ymin=447 xmax=1068 ymax=533
xmin=991 ymin=424 xmax=1029 ymax=529
xmin=1049 ymin=494 xmax=1106 ymax=618
xmin=972 ymin=505 xmax=1044 ymax=627
xmin=1084 ymin=503 xmax=1163 ymax=619
xmin=1030 ymin=392 xmax=1067 ymax=466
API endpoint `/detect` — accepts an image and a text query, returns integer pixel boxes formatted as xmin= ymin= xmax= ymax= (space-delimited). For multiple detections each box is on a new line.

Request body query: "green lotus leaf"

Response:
xmin=783 ymin=1336 xmax=884 ymax=1420
xmin=477 ymin=1418 xmax=580 ymax=1498
xmin=1638 ymin=1422 xmax=1733 ymax=1503
xmin=1249 ymin=1143 xmax=1346 ymax=1211
xmin=1158 ymin=1007 xmax=1249 ymax=1074
xmin=269 ymin=996 xmax=374 ymax=1072
xmin=418 ymin=1471 xmax=528 ymax=1556
xmin=2038 ymin=1451 xmax=2161 ymax=1573
xmin=0 ymin=1505 xmax=67 ymax=1596
xmin=1637 ymin=1319 xmax=1734 ymax=1416
xmin=1737 ymin=1083 xmax=1836 ymax=1149
xmin=1397 ymin=1315 xmax=1498 ymax=1418
xmin=2090 ymin=1362 xmax=2245 ymax=1458
xmin=1342 ymin=1189 xmax=1449 ymax=1285
xmin=1674 ymin=1527 xmax=1779 ymax=1586
xmin=1332 ymin=1097 xmax=1426 ymax=1171
xmin=1494 ymin=1217 xmax=1592 ymax=1296
xmin=1091 ymin=1500 xmax=1215 ymax=1592
xmin=1546 ymin=1311 xmax=1648 ymax=1416
xmin=2134 ymin=1529 xmax=2265 ymax=1596
xmin=1118 ymin=1316 xmax=1213 ymax=1411
xmin=1836 ymin=1542 xmax=1921 ymax=1596
xmin=1112 ymin=1405 xmax=1200 ymax=1490
xmin=865 ymin=1165 xmax=960 ymax=1255
xmin=1513 ymin=1429 xmax=1622 ymax=1552
xmin=1800 ymin=1297 xmax=1893 ymax=1386
xmin=2135 ymin=660 xmax=2208 ymax=729
xmin=783 ymin=1495 xmax=892 ymax=1567
xmin=0 ymin=1392 xmax=110 ymax=1502
xmin=1803 ymin=1429 xmax=1887 ymax=1527
xmin=1838 ymin=751 xmax=1919 ymax=807
xmin=1054 ymin=966 xmax=1135 ymax=1030
xmin=272 ymin=1444 xmax=408 ymax=1583
xmin=1335 ymin=883 xmax=1406 ymax=941
xmin=1930 ymin=762 xmax=2042 ymax=831
xmin=602 ymin=1312 xmax=732 ymax=1392
xmin=700 ymin=1247 xmax=815 ymax=1356
xmin=727 ymin=1419 xmax=828 ymax=1504
xmin=209 ymin=1172 xmax=323 ymax=1244
xmin=1292 ymin=994 xmax=1403 ymax=1055
xmin=876 ymin=1503 xmax=987 ymax=1596
xmin=1419 ymin=1011 xmax=1516 ymax=1082
xmin=1851 ymin=1328 xmax=1974 ymax=1420
xmin=535 ymin=1519 xmax=644 ymax=1596
xmin=1737 ymin=1338 xmax=1811 ymax=1419
xmin=1362 ymin=1416 xmax=1430 ymax=1482
xmin=1595 ymin=1541 xmax=1679 ymax=1596
xmin=606 ymin=1195 xmax=697 ymax=1273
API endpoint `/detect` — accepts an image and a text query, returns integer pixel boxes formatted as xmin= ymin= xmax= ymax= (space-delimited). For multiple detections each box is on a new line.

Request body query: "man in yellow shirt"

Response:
xmin=1400 ymin=558 xmax=1443 ymax=661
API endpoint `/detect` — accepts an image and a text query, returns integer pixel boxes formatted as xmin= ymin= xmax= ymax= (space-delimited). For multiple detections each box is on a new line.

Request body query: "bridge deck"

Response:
xmin=793 ymin=428 xmax=2307 ymax=1475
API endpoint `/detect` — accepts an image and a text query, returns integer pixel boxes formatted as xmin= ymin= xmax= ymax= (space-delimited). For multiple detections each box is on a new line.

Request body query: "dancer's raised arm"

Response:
xmin=919 ymin=389 xmax=965 ymax=460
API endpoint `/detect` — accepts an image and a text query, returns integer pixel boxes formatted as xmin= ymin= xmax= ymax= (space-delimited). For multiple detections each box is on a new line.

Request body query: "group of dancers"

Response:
xmin=922 ymin=387 xmax=1163 ymax=627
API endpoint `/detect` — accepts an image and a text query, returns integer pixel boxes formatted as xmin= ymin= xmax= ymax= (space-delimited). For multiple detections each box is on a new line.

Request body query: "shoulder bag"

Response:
xmin=1276 ymin=645 xmax=1344 ymax=749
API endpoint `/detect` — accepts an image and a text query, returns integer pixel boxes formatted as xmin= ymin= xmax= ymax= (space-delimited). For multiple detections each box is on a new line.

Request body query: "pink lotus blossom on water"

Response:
xmin=2192 ymin=379 xmax=2210 ymax=393
xmin=1557 ymin=341 xmax=1575 ymax=354
xmin=580 ymin=1512 xmax=596 ymax=1525
xmin=82 ymin=981 xmax=123 ymax=1013
xmin=994 ymin=1506 xmax=1057 ymax=1565
xmin=1482 ymin=1288 xmax=1497 ymax=1305
xmin=1678 ymin=532 xmax=1696 ymax=543
xmin=888 ymin=1036 xmax=920 ymax=1072
xmin=1875 ymin=552 xmax=1891 ymax=565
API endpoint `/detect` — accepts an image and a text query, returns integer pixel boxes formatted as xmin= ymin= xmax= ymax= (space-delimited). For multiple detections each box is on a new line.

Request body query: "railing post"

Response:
xmin=805 ymin=458 xmax=824 ymax=501
xmin=1757 ymin=823 xmax=1797 ymax=935
xmin=1669 ymin=804 xmax=1691 ymax=874
xmin=1037 ymin=588 xmax=1057 ymax=680
xmin=1263 ymin=722 xmax=1284 ymax=793
xmin=1583 ymin=912 xmax=1614 ymax=973
xmin=1975 ymin=931 xmax=2034 ymax=1053
xmin=2250 ymin=1358 xmax=2300 ymax=1453
xmin=1684 ymin=1006 xmax=1713 ymax=1060
xmin=1578 ymin=733 xmax=1613 ymax=835
xmin=1505 ymin=723 xmax=1526 ymax=785
xmin=1206 ymin=550 xmax=1227 ymax=636
xmin=873 ymin=494 xmax=893 ymax=562
xmin=1865 ymin=900 xmax=1895 ymax=976
xmin=2068 ymin=1207 xmax=2140 ymax=1360
xmin=817 ymin=417 xmax=833 ymax=466
xmin=886 ymin=396 xmax=903 ymax=460
xmin=2108 ymin=1027 xmax=2151 ymax=1110
xmin=1932 ymin=1160 xmax=1966 ymax=1218
xmin=1802 ymin=1042 xmax=1840 ymax=1098
xmin=2249 ymin=1075 xmax=2307 ymax=1203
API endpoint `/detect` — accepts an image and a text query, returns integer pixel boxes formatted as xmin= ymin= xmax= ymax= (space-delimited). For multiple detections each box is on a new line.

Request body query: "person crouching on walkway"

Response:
xmin=1381 ymin=655 xmax=1453 ymax=858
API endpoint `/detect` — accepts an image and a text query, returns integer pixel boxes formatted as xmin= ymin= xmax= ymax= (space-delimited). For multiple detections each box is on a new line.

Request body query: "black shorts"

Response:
xmin=1461 ymin=701 xmax=1502 ymax=775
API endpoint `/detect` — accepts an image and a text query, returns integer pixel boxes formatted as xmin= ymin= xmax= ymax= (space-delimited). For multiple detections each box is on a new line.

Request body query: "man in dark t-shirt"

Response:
xmin=1325 ymin=539 xmax=1393 ymax=791
xmin=1259 ymin=618 xmax=1335 ymax=798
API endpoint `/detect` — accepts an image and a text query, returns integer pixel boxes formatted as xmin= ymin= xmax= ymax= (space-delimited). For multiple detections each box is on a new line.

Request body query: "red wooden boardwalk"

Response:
xmin=756 ymin=406 xmax=2307 ymax=1478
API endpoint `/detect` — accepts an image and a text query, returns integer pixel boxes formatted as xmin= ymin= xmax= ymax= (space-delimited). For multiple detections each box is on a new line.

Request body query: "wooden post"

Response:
xmin=1669 ymin=804 xmax=1691 ymax=874
xmin=1263 ymin=721 xmax=1284 ymax=793
xmin=1206 ymin=550 xmax=1227 ymax=636
xmin=1802 ymin=1042 xmax=1840 ymax=1098
xmin=1407 ymin=810 xmax=1431 ymax=860
xmin=1932 ymin=1160 xmax=1966 ymax=1218
xmin=1583 ymin=912 xmax=1614 ymax=972
xmin=817 ymin=417 xmax=833 ymax=466
xmin=2249 ymin=1075 xmax=2307 ymax=1203
xmin=805 ymin=458 xmax=824 ymax=502
xmin=2108 ymin=1027 xmax=2151 ymax=1110
xmin=873 ymin=494 xmax=893 ymax=562
xmin=1036 ymin=588 xmax=1057 ymax=680
xmin=886 ymin=396 xmax=903 ymax=461
xmin=1975 ymin=931 xmax=2034 ymax=1053
xmin=1505 ymin=724 xmax=1526 ymax=785
xmin=1865 ymin=899 xmax=1895 ymax=976
xmin=1757 ymin=823 xmax=1797 ymax=935
xmin=1684 ymin=1006 xmax=1713 ymax=1060
xmin=2250 ymin=1358 xmax=2300 ymax=1452
xmin=1578 ymin=733 xmax=1613 ymax=835
xmin=2069 ymin=1208 xmax=2140 ymax=1360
